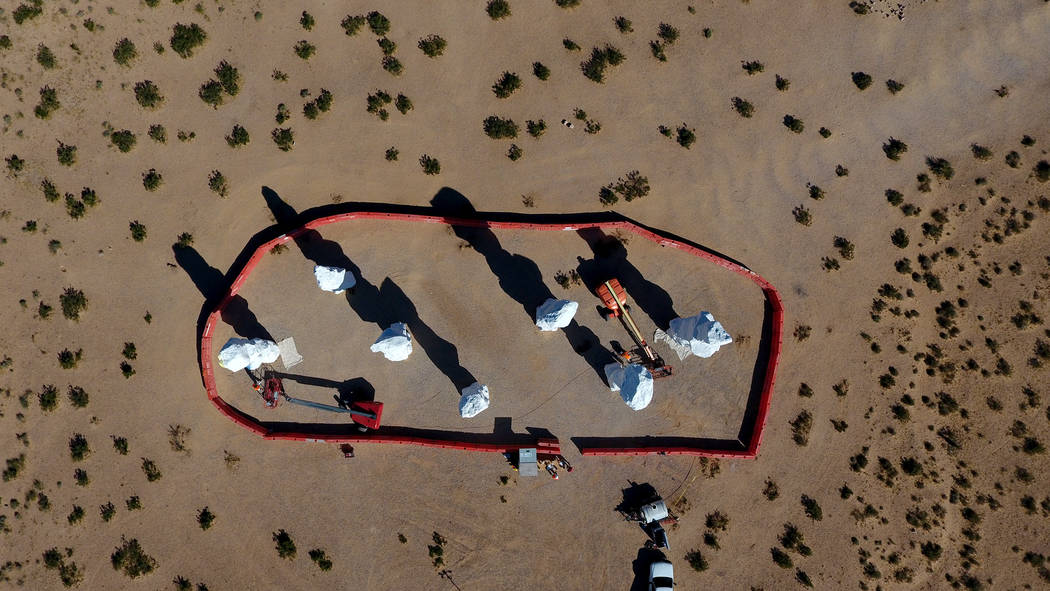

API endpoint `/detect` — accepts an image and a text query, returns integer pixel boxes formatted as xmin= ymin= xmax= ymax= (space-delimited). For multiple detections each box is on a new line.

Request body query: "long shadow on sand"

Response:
xmin=194 ymin=186 xmax=775 ymax=453
xmin=263 ymin=186 xmax=477 ymax=392
xmin=430 ymin=188 xmax=615 ymax=382
xmin=174 ymin=245 xmax=273 ymax=345
xmin=272 ymin=373 xmax=376 ymax=405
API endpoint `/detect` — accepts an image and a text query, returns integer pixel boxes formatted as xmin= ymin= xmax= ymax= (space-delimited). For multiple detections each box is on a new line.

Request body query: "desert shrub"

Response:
xmin=891 ymin=228 xmax=909 ymax=248
xmin=275 ymin=103 xmax=291 ymax=124
xmin=112 ymin=436 xmax=129 ymax=455
xmin=971 ymin=144 xmax=992 ymax=160
xmin=483 ymin=115 xmax=518 ymax=139
xmin=850 ymin=2 xmax=871 ymax=15
xmin=5 ymin=154 xmax=25 ymax=175
xmin=74 ymin=468 xmax=90 ymax=486
xmin=309 ymin=549 xmax=333 ymax=571
xmin=121 ymin=361 xmax=136 ymax=378
xmin=819 ymin=127 xmax=831 ymax=138
xmin=1005 ymin=150 xmax=1021 ymax=168
xmin=600 ymin=171 xmax=650 ymax=204
xmin=807 ymin=184 xmax=824 ymax=200
xmin=341 ymin=15 xmax=366 ymax=36
xmin=60 ymin=287 xmax=88 ymax=320
xmin=487 ymin=0 xmax=511 ymax=19
xmin=36 ymin=44 xmax=57 ymax=69
xmin=685 ymin=549 xmax=708 ymax=572
xmin=100 ymin=501 xmax=115 ymax=521
xmin=419 ymin=154 xmax=441 ymax=175
xmin=382 ymin=56 xmax=403 ymax=76
xmin=926 ymin=156 xmax=954 ymax=180
xmin=142 ymin=169 xmax=163 ymax=191
xmin=885 ymin=189 xmax=903 ymax=206
xmin=41 ymin=178 xmax=60 ymax=202
xmin=207 ymin=171 xmax=228 ymax=197
xmin=1021 ymin=135 xmax=1035 ymax=147
xmin=657 ymin=23 xmax=679 ymax=44
xmin=532 ymin=61 xmax=551 ymax=80
xmin=834 ymin=236 xmax=855 ymax=260
xmin=303 ymin=101 xmax=319 ymax=119
xmin=731 ymin=97 xmax=754 ymax=118
xmin=148 ymin=124 xmax=166 ymax=143
xmin=418 ymin=34 xmax=447 ymax=57
xmin=771 ymin=547 xmax=793 ymax=568
xmin=801 ymin=495 xmax=823 ymax=520
xmin=852 ymin=71 xmax=873 ymax=90
xmin=790 ymin=411 xmax=812 ymax=445
xmin=526 ymin=119 xmax=546 ymax=137
xmin=68 ymin=505 xmax=85 ymax=524
xmin=883 ymin=138 xmax=907 ymax=160
xmin=1034 ymin=160 xmax=1050 ymax=182
xmin=377 ymin=37 xmax=397 ymax=55
xmin=197 ymin=506 xmax=215 ymax=530
xmin=0 ymin=35 xmax=10 ymax=49
xmin=57 ymin=142 xmax=77 ymax=166
xmin=507 ymin=144 xmax=522 ymax=161
xmin=299 ymin=11 xmax=315 ymax=31
xmin=775 ymin=74 xmax=790 ymax=91
xmin=314 ymin=89 xmax=333 ymax=113
xmin=783 ymin=115 xmax=804 ymax=133
xmin=110 ymin=130 xmax=137 ymax=153
xmin=492 ymin=71 xmax=522 ymax=98
xmin=111 ymin=537 xmax=156 ymax=578
xmin=129 ymin=221 xmax=147 ymax=241
xmin=226 ymin=124 xmax=249 ymax=147
xmin=564 ymin=38 xmax=581 ymax=51
xmin=35 ymin=85 xmax=61 ymax=119
xmin=175 ymin=232 xmax=194 ymax=249
xmin=614 ymin=16 xmax=633 ymax=33
xmin=649 ymin=41 xmax=666 ymax=61
xmin=271 ymin=128 xmax=294 ymax=151
xmin=67 ymin=386 xmax=88 ymax=407
xmin=3 ymin=454 xmax=26 ymax=481
xmin=294 ymin=40 xmax=316 ymax=60
xmin=69 ymin=433 xmax=90 ymax=461
xmin=177 ymin=130 xmax=195 ymax=142
xmin=835 ymin=164 xmax=849 ymax=177
xmin=385 ymin=147 xmax=399 ymax=161
xmin=141 ymin=458 xmax=162 ymax=481
xmin=133 ymin=80 xmax=163 ymax=109
xmin=366 ymin=11 xmax=391 ymax=35
xmin=39 ymin=385 xmax=59 ymax=411
xmin=741 ymin=60 xmax=764 ymax=75
xmin=126 ymin=496 xmax=141 ymax=511
xmin=792 ymin=205 xmax=812 ymax=226
xmin=198 ymin=80 xmax=223 ymax=107
xmin=273 ymin=530 xmax=297 ymax=559
xmin=170 ymin=23 xmax=207 ymax=58
xmin=214 ymin=60 xmax=240 ymax=96
xmin=13 ymin=2 xmax=44 ymax=24
xmin=676 ymin=125 xmax=696 ymax=149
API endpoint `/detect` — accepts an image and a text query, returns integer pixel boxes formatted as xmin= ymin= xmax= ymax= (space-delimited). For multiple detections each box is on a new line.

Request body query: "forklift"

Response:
xmin=595 ymin=279 xmax=673 ymax=379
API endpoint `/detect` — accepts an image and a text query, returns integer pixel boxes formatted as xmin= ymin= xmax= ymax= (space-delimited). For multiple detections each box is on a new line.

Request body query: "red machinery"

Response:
xmin=254 ymin=370 xmax=384 ymax=430
xmin=596 ymin=279 xmax=673 ymax=379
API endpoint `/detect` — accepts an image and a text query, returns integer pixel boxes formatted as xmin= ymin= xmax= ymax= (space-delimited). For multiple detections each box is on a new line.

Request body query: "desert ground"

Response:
xmin=2 ymin=1 xmax=1050 ymax=589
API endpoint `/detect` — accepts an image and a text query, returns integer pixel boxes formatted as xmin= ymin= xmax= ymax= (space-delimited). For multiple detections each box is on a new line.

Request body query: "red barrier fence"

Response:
xmin=200 ymin=212 xmax=783 ymax=458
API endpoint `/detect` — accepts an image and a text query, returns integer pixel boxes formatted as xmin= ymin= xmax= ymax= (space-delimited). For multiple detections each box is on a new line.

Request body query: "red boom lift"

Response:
xmin=595 ymin=279 xmax=673 ymax=379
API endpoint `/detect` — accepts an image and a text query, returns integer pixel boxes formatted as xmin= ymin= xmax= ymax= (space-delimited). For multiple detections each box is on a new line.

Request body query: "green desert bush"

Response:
xmin=111 ymin=537 xmax=156 ymax=578
xmin=142 ymin=169 xmax=163 ymax=191
xmin=385 ymin=147 xmax=399 ymax=161
xmin=776 ymin=75 xmax=790 ymax=91
xmin=309 ymin=549 xmax=333 ymax=571
xmin=732 ymin=97 xmax=754 ymax=118
xmin=382 ymin=56 xmax=403 ymax=76
xmin=197 ymin=506 xmax=215 ymax=530
xmin=394 ymin=93 xmax=411 ymax=114
xmin=215 ymin=61 xmax=240 ymax=96
xmin=175 ymin=233 xmax=194 ymax=249
xmin=299 ymin=11 xmax=315 ymax=31
xmin=36 ymin=44 xmax=57 ymax=69
xmin=527 ymin=119 xmax=546 ymax=137
xmin=294 ymin=40 xmax=316 ymax=60
xmin=208 ymin=170 xmax=228 ymax=197
xmin=891 ymin=228 xmax=909 ymax=248
xmin=57 ymin=348 xmax=82 ymax=369
xmin=419 ymin=154 xmax=441 ymax=175
xmin=271 ymin=128 xmax=294 ymax=151
xmin=110 ymin=130 xmax=137 ymax=153
xmin=792 ymin=205 xmax=812 ymax=226
xmin=35 ymin=86 xmax=60 ymax=119
xmin=41 ymin=178 xmax=60 ymax=202
xmin=852 ymin=71 xmax=873 ymax=90
xmin=483 ymin=115 xmax=518 ymax=139
xmin=492 ymin=71 xmax=522 ymax=98
xmin=133 ymin=81 xmax=163 ymax=109
xmin=148 ymin=124 xmax=166 ymax=143
xmin=742 ymin=60 xmax=764 ymax=75
xmin=883 ymin=138 xmax=907 ymax=160
xmin=170 ymin=23 xmax=207 ymax=58
xmin=1034 ymin=160 xmax=1050 ymax=182
xmin=67 ymin=386 xmax=88 ymax=408
xmin=676 ymin=125 xmax=696 ymax=149
xmin=141 ymin=458 xmax=162 ymax=481
xmin=39 ymin=384 xmax=59 ymax=411
xmin=377 ymin=37 xmax=396 ymax=56
xmin=581 ymin=45 xmax=625 ymax=83
xmin=57 ymin=142 xmax=76 ymax=166
xmin=69 ymin=433 xmax=90 ymax=461
xmin=487 ymin=0 xmax=511 ymax=20
xmin=926 ymin=156 xmax=954 ymax=179
xmin=273 ymin=530 xmax=297 ymax=559
xmin=126 ymin=496 xmax=141 ymax=511
xmin=13 ymin=1 xmax=44 ymax=24
xmin=614 ymin=16 xmax=633 ymax=33
xmin=657 ymin=23 xmax=679 ymax=44
xmin=129 ymin=221 xmax=147 ymax=241
xmin=341 ymin=15 xmax=366 ymax=36
xmin=60 ymin=287 xmax=88 ymax=320
xmin=783 ymin=115 xmax=804 ymax=133
xmin=1005 ymin=150 xmax=1021 ymax=168
xmin=226 ymin=124 xmax=249 ymax=147
xmin=367 ymin=11 xmax=391 ymax=35
xmin=418 ymin=34 xmax=447 ymax=57
xmin=198 ymin=80 xmax=223 ymax=108
xmin=5 ymin=154 xmax=25 ymax=175
xmin=507 ymin=144 xmax=522 ymax=161
xmin=886 ymin=79 xmax=905 ymax=94
xmin=685 ymin=550 xmax=708 ymax=572
xmin=68 ymin=505 xmax=84 ymax=524
xmin=533 ymin=62 xmax=551 ymax=80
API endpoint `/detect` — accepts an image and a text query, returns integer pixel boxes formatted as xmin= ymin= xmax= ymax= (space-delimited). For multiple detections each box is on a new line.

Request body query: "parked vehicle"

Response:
xmin=649 ymin=559 xmax=674 ymax=591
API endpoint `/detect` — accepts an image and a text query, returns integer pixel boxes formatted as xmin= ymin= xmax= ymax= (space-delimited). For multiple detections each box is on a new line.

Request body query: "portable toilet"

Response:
xmin=518 ymin=448 xmax=538 ymax=477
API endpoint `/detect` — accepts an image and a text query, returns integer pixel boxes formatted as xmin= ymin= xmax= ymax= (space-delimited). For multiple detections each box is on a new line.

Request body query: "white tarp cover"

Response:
xmin=370 ymin=323 xmax=413 ymax=361
xmin=217 ymin=338 xmax=281 ymax=372
xmin=604 ymin=363 xmax=654 ymax=410
xmin=459 ymin=382 xmax=490 ymax=418
xmin=314 ymin=265 xmax=357 ymax=294
xmin=534 ymin=298 xmax=579 ymax=331
xmin=657 ymin=311 xmax=733 ymax=360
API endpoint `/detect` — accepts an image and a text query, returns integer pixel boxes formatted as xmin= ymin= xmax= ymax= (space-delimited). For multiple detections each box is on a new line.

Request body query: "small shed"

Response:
xmin=518 ymin=448 xmax=538 ymax=477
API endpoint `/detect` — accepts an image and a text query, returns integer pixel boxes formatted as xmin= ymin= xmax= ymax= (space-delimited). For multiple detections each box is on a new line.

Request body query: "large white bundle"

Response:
xmin=459 ymin=382 xmax=490 ymax=418
xmin=534 ymin=298 xmax=579 ymax=331
xmin=314 ymin=265 xmax=357 ymax=294
xmin=603 ymin=363 xmax=654 ymax=410
xmin=370 ymin=323 xmax=413 ymax=361
xmin=658 ymin=312 xmax=733 ymax=360
xmin=217 ymin=338 xmax=281 ymax=372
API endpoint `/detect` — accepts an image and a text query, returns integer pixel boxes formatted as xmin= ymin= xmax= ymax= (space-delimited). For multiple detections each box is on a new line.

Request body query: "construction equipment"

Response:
xmin=595 ymin=279 xmax=672 ymax=378
xmin=253 ymin=369 xmax=384 ymax=431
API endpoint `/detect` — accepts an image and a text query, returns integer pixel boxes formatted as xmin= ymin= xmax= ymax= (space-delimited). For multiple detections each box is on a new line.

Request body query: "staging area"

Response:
xmin=209 ymin=216 xmax=768 ymax=449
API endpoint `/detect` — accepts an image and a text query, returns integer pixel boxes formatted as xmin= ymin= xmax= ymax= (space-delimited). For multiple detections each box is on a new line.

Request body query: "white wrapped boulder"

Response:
xmin=314 ymin=265 xmax=357 ymax=294
xmin=656 ymin=312 xmax=733 ymax=360
xmin=535 ymin=298 xmax=579 ymax=331
xmin=604 ymin=363 xmax=654 ymax=410
xmin=217 ymin=338 xmax=281 ymax=372
xmin=459 ymin=382 xmax=490 ymax=418
xmin=370 ymin=323 xmax=413 ymax=361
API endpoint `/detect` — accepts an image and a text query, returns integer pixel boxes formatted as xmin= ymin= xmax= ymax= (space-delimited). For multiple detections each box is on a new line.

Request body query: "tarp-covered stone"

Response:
xmin=535 ymin=298 xmax=579 ymax=331
xmin=370 ymin=323 xmax=413 ymax=361
xmin=656 ymin=311 xmax=733 ymax=360
xmin=604 ymin=363 xmax=654 ymax=410
xmin=459 ymin=382 xmax=490 ymax=418
xmin=217 ymin=338 xmax=281 ymax=372
xmin=314 ymin=265 xmax=357 ymax=294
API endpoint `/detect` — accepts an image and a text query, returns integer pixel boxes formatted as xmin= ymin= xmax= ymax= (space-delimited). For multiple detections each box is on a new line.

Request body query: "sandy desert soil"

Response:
xmin=2 ymin=1 xmax=1050 ymax=590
